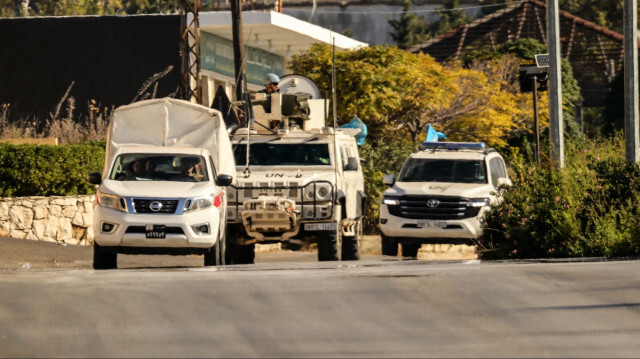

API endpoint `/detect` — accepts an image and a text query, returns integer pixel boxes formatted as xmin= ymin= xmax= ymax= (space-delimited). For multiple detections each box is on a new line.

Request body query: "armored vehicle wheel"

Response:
xmin=93 ymin=242 xmax=117 ymax=270
xmin=341 ymin=219 xmax=361 ymax=261
xmin=318 ymin=225 xmax=341 ymax=261
xmin=231 ymin=243 xmax=255 ymax=264
xmin=381 ymin=234 xmax=398 ymax=257
xmin=401 ymin=243 xmax=421 ymax=259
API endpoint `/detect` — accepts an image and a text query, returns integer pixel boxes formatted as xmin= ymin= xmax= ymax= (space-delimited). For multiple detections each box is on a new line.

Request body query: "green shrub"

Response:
xmin=360 ymin=139 xmax=416 ymax=233
xmin=0 ymin=142 xmax=105 ymax=197
xmin=478 ymin=134 xmax=640 ymax=259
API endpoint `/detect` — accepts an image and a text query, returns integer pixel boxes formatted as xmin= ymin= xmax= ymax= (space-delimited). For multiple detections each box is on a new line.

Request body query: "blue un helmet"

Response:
xmin=264 ymin=73 xmax=280 ymax=85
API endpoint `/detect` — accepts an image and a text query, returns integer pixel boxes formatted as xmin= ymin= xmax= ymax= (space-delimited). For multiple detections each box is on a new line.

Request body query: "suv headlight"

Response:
xmin=382 ymin=196 xmax=400 ymax=206
xmin=467 ymin=198 xmax=490 ymax=207
xmin=185 ymin=195 xmax=213 ymax=212
xmin=97 ymin=191 xmax=127 ymax=212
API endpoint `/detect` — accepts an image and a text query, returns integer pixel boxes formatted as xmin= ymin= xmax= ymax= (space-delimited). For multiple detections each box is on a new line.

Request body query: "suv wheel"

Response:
xmin=401 ymin=243 xmax=421 ymax=259
xmin=381 ymin=234 xmax=398 ymax=257
xmin=93 ymin=242 xmax=117 ymax=270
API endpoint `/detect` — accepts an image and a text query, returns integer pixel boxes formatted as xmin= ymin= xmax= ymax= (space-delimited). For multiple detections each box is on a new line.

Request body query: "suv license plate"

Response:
xmin=417 ymin=220 xmax=443 ymax=228
xmin=304 ymin=223 xmax=337 ymax=231
xmin=146 ymin=224 xmax=166 ymax=238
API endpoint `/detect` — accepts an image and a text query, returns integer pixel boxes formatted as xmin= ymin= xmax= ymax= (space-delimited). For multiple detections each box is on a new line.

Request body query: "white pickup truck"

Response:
xmin=88 ymin=98 xmax=236 ymax=269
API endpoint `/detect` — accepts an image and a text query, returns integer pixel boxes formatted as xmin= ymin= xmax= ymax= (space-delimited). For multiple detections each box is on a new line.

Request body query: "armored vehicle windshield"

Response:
xmin=233 ymin=143 xmax=331 ymax=166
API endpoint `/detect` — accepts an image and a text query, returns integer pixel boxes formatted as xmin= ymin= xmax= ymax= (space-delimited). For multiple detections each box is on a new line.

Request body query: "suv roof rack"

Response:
xmin=420 ymin=141 xmax=486 ymax=152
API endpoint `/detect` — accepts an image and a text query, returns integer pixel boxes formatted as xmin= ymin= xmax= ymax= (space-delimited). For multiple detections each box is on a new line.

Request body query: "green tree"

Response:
xmin=291 ymin=43 xmax=536 ymax=146
xmin=462 ymin=38 xmax=582 ymax=141
xmin=429 ymin=0 xmax=471 ymax=37
xmin=388 ymin=0 xmax=428 ymax=49
xmin=1 ymin=0 xmax=178 ymax=16
xmin=558 ymin=0 xmax=623 ymax=33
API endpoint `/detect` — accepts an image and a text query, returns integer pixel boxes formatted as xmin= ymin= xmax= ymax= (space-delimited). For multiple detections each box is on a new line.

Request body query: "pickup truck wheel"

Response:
xmin=93 ymin=242 xmax=117 ymax=270
xmin=401 ymin=243 xmax=421 ymax=259
xmin=341 ymin=219 xmax=361 ymax=261
xmin=204 ymin=230 xmax=225 ymax=266
xmin=381 ymin=234 xmax=398 ymax=257
xmin=231 ymin=243 xmax=255 ymax=264
xmin=203 ymin=244 xmax=219 ymax=266
xmin=317 ymin=225 xmax=341 ymax=261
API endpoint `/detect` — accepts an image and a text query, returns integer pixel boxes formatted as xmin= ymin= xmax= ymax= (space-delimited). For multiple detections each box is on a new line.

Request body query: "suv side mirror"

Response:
xmin=216 ymin=174 xmax=233 ymax=187
xmin=87 ymin=172 xmax=102 ymax=185
xmin=383 ymin=174 xmax=395 ymax=186
xmin=345 ymin=157 xmax=359 ymax=171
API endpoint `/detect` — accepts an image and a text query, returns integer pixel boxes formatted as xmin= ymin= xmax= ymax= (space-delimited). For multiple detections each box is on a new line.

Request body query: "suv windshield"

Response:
xmin=109 ymin=154 xmax=209 ymax=182
xmin=399 ymin=158 xmax=487 ymax=183
xmin=234 ymin=143 xmax=331 ymax=166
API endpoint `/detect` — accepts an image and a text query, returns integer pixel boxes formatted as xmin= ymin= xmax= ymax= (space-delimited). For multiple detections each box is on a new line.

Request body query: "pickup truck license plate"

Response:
xmin=146 ymin=224 xmax=166 ymax=238
xmin=417 ymin=220 xmax=443 ymax=228
xmin=304 ymin=222 xmax=337 ymax=231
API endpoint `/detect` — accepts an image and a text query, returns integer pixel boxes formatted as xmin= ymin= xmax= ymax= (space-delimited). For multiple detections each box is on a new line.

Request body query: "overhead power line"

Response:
xmin=284 ymin=0 xmax=525 ymax=15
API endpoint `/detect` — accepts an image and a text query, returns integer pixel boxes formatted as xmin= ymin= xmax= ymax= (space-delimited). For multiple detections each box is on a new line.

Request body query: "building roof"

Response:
xmin=199 ymin=10 xmax=368 ymax=58
xmin=408 ymin=0 xmax=625 ymax=107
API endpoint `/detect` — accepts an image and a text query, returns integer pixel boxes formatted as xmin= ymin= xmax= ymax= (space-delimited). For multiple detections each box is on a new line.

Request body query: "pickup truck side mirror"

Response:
xmin=345 ymin=157 xmax=359 ymax=171
xmin=87 ymin=172 xmax=102 ymax=185
xmin=216 ymin=174 xmax=233 ymax=187
xmin=497 ymin=177 xmax=512 ymax=187
xmin=383 ymin=174 xmax=395 ymax=186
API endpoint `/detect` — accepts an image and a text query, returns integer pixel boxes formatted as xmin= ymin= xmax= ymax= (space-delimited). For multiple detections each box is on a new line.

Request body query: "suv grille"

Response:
xmin=387 ymin=195 xmax=481 ymax=220
xmin=133 ymin=199 xmax=179 ymax=214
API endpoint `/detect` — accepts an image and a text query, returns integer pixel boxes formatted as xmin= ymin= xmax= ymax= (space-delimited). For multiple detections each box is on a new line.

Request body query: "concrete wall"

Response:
xmin=0 ymin=196 xmax=94 ymax=246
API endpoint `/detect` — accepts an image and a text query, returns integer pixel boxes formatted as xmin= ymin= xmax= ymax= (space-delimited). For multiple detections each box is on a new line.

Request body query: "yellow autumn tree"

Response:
xmin=290 ymin=44 xmax=541 ymax=147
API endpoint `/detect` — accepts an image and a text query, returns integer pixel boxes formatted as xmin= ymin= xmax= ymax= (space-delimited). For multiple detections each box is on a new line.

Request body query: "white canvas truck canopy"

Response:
xmin=104 ymin=98 xmax=236 ymax=180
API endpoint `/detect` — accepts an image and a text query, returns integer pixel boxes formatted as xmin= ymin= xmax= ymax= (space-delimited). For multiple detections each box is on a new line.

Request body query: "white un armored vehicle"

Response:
xmin=226 ymin=75 xmax=366 ymax=263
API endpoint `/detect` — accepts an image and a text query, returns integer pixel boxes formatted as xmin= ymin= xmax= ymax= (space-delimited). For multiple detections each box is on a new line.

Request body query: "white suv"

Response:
xmin=379 ymin=142 xmax=510 ymax=258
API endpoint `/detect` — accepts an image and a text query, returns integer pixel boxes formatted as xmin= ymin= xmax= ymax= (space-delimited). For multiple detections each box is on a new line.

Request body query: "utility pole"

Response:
xmin=230 ymin=0 xmax=246 ymax=105
xmin=178 ymin=0 xmax=202 ymax=104
xmin=624 ymin=0 xmax=640 ymax=162
xmin=547 ymin=0 xmax=564 ymax=168
xmin=533 ymin=75 xmax=540 ymax=165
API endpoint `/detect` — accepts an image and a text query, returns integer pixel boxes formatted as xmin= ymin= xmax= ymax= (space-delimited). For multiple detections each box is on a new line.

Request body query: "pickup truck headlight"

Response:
xmin=97 ymin=191 xmax=127 ymax=212
xmin=467 ymin=198 xmax=490 ymax=207
xmin=184 ymin=195 xmax=213 ymax=212
xmin=185 ymin=192 xmax=224 ymax=212
xmin=382 ymin=196 xmax=400 ymax=206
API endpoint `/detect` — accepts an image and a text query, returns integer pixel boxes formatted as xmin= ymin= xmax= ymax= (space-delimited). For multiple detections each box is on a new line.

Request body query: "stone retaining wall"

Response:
xmin=0 ymin=196 xmax=95 ymax=246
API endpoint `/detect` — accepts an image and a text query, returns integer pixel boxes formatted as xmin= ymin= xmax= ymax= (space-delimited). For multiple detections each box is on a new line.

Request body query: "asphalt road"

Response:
xmin=1 ymin=241 xmax=640 ymax=358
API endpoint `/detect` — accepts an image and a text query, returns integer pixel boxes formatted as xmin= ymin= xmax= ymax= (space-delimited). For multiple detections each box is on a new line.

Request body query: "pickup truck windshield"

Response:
xmin=233 ymin=143 xmax=331 ymax=166
xmin=399 ymin=158 xmax=487 ymax=184
xmin=109 ymin=154 xmax=209 ymax=182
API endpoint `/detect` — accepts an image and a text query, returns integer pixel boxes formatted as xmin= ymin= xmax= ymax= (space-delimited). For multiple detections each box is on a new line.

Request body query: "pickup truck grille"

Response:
xmin=126 ymin=226 xmax=185 ymax=234
xmin=387 ymin=195 xmax=481 ymax=220
xmin=132 ymin=199 xmax=179 ymax=214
